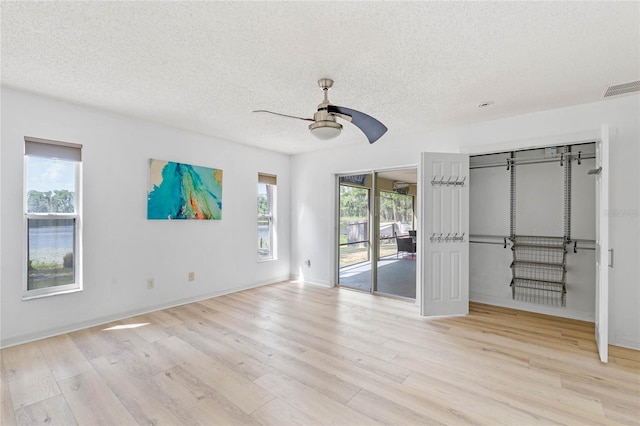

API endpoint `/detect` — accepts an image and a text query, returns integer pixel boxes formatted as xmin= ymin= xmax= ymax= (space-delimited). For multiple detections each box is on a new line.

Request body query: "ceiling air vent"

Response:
xmin=603 ymin=80 xmax=640 ymax=98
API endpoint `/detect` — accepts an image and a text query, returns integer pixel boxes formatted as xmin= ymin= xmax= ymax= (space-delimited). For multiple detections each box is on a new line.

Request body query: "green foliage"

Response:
xmin=379 ymin=191 xmax=414 ymax=223
xmin=339 ymin=185 xmax=414 ymax=223
xmin=258 ymin=193 xmax=268 ymax=215
xmin=63 ymin=252 xmax=73 ymax=268
xmin=29 ymin=260 xmax=62 ymax=269
xmin=27 ymin=190 xmax=75 ymax=213
xmin=339 ymin=186 xmax=369 ymax=220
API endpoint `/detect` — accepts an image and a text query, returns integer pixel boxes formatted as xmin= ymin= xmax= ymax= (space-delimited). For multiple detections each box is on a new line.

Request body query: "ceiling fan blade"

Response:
xmin=327 ymin=105 xmax=387 ymax=144
xmin=253 ymin=110 xmax=314 ymax=122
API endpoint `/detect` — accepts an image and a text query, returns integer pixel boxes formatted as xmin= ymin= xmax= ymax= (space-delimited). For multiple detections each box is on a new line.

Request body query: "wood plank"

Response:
xmin=196 ymin=301 xmax=307 ymax=358
xmin=403 ymin=370 xmax=596 ymax=425
xmin=36 ymin=334 xmax=93 ymax=381
xmin=152 ymin=365 xmax=260 ymax=424
xmin=91 ymin=352 xmax=193 ymax=425
xmin=297 ymin=348 xmax=493 ymax=424
xmin=250 ymin=398 xmax=318 ymax=425
xmin=170 ymin=321 xmax=360 ymax=404
xmin=170 ymin=322 xmax=274 ymax=382
xmin=151 ymin=367 xmax=206 ymax=409
xmin=209 ymin=295 xmax=400 ymax=362
xmin=91 ymin=328 xmax=177 ymax=376
xmin=68 ymin=324 xmax=122 ymax=360
xmin=58 ymin=369 xmax=137 ymax=425
xmin=181 ymin=302 xmax=362 ymax=391
xmin=346 ymin=389 xmax=443 ymax=425
xmin=155 ymin=335 xmax=274 ymax=414
xmin=254 ymin=372 xmax=380 ymax=425
xmin=2 ymin=342 xmax=60 ymax=410
xmin=13 ymin=395 xmax=77 ymax=426
xmin=1 ymin=359 xmax=17 ymax=426
xmin=119 ymin=313 xmax=173 ymax=343
xmin=188 ymin=396 xmax=260 ymax=426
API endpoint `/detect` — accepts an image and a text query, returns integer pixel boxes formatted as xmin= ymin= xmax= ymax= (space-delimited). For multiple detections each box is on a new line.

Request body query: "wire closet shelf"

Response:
xmin=510 ymin=235 xmax=567 ymax=307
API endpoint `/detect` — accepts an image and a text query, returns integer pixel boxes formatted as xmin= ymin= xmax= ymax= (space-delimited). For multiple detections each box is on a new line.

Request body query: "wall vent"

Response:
xmin=603 ymin=80 xmax=640 ymax=98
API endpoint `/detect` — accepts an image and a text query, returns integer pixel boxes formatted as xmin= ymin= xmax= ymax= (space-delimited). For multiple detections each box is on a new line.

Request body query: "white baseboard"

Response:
xmin=290 ymin=274 xmax=333 ymax=288
xmin=610 ymin=336 xmax=640 ymax=351
xmin=0 ymin=275 xmax=291 ymax=349
xmin=470 ymin=292 xmax=595 ymax=322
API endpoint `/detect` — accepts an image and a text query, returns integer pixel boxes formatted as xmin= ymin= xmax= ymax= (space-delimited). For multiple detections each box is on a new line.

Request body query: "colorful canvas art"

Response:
xmin=147 ymin=159 xmax=223 ymax=220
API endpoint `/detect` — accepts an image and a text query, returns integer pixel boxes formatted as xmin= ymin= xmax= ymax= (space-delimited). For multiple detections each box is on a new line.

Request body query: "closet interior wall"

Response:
xmin=469 ymin=143 xmax=597 ymax=320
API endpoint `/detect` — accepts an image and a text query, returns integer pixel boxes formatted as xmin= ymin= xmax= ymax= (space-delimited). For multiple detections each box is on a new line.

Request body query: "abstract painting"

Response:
xmin=147 ymin=159 xmax=223 ymax=220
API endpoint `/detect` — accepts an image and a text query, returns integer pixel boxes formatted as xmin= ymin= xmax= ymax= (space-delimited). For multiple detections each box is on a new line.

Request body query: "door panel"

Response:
xmin=595 ymin=125 xmax=610 ymax=363
xmin=421 ymin=153 xmax=469 ymax=316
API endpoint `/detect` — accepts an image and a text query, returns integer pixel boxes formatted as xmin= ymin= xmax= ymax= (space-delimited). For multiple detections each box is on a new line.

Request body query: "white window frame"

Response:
xmin=23 ymin=137 xmax=83 ymax=300
xmin=258 ymin=174 xmax=277 ymax=262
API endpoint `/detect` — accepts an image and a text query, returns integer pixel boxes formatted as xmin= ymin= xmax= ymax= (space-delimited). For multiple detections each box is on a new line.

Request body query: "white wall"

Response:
xmin=290 ymin=94 xmax=640 ymax=349
xmin=0 ymin=88 xmax=291 ymax=347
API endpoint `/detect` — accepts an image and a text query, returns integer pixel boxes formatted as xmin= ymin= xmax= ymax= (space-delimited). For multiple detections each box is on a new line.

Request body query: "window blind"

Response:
xmin=25 ymin=137 xmax=82 ymax=162
xmin=258 ymin=173 xmax=277 ymax=185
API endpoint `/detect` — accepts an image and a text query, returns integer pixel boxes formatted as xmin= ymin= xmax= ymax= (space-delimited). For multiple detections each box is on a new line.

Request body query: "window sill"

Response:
xmin=258 ymin=257 xmax=277 ymax=263
xmin=22 ymin=287 xmax=82 ymax=301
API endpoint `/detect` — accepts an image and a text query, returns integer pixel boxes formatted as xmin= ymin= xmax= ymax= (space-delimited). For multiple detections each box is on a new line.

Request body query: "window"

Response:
xmin=24 ymin=137 xmax=82 ymax=299
xmin=258 ymin=173 xmax=277 ymax=261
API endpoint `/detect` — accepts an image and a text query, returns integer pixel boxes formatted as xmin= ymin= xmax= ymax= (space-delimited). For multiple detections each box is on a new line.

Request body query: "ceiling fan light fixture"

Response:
xmin=254 ymin=77 xmax=386 ymax=144
xmin=309 ymin=120 xmax=342 ymax=140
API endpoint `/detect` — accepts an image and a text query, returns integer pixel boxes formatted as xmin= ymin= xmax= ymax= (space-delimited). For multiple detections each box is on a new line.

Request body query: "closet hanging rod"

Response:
xmin=470 ymin=240 xmax=508 ymax=246
xmin=469 ymin=234 xmax=510 ymax=248
xmin=470 ymin=153 xmax=595 ymax=169
xmin=469 ymin=234 xmax=510 ymax=240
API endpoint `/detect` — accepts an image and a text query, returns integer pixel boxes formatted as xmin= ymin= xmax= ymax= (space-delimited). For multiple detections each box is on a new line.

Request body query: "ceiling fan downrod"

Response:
xmin=309 ymin=78 xmax=343 ymax=139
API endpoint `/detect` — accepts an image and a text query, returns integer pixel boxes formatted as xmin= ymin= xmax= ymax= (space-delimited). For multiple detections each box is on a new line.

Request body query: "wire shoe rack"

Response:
xmin=510 ymin=235 xmax=567 ymax=307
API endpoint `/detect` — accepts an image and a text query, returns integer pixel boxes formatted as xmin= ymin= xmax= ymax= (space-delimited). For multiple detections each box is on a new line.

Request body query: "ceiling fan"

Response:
xmin=254 ymin=78 xmax=387 ymax=144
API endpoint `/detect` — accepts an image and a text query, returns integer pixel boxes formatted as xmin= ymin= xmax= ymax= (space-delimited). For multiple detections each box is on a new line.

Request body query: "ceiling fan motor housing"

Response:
xmin=309 ymin=100 xmax=342 ymax=140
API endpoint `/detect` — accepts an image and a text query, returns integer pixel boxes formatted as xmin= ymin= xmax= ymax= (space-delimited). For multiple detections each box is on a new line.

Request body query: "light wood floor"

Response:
xmin=1 ymin=282 xmax=639 ymax=425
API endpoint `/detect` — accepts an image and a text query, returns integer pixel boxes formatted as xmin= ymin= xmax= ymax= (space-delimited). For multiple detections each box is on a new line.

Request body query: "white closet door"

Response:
xmin=420 ymin=153 xmax=469 ymax=316
xmin=595 ymin=125 xmax=610 ymax=363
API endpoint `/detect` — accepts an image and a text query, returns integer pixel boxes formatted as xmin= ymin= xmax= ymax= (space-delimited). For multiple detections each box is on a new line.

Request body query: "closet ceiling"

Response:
xmin=1 ymin=2 xmax=638 ymax=155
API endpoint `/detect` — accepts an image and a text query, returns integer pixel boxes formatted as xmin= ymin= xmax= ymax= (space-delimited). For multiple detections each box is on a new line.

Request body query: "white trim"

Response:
xmin=258 ymin=181 xmax=276 ymax=261
xmin=291 ymin=274 xmax=333 ymax=288
xmin=23 ymin=155 xmax=83 ymax=299
xmin=610 ymin=336 xmax=640 ymax=352
xmin=459 ymin=129 xmax=600 ymax=155
xmin=470 ymin=292 xmax=595 ymax=322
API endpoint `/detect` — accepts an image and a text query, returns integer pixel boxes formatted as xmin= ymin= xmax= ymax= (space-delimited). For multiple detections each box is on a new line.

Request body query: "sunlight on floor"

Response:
xmin=102 ymin=323 xmax=150 ymax=331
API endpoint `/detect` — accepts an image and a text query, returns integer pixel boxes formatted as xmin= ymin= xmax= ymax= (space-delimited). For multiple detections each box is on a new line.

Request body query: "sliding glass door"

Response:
xmin=336 ymin=169 xmax=418 ymax=300
xmin=375 ymin=170 xmax=417 ymax=299
xmin=337 ymin=174 xmax=373 ymax=292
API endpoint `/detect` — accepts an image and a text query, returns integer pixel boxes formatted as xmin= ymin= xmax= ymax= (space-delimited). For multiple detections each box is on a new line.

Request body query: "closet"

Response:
xmin=469 ymin=142 xmax=597 ymax=319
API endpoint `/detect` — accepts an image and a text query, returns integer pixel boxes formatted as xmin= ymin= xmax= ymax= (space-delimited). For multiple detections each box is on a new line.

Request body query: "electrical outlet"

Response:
xmin=146 ymin=278 xmax=155 ymax=289
xmin=188 ymin=272 xmax=195 ymax=281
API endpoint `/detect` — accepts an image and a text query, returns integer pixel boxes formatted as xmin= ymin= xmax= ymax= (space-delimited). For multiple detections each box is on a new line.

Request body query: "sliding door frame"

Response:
xmin=334 ymin=166 xmax=419 ymax=301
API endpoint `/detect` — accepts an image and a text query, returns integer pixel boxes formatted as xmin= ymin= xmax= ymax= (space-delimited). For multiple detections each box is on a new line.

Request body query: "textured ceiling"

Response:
xmin=2 ymin=1 xmax=638 ymax=155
